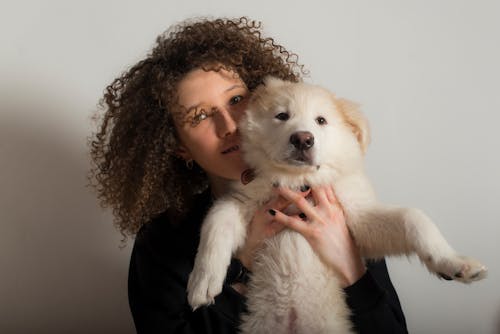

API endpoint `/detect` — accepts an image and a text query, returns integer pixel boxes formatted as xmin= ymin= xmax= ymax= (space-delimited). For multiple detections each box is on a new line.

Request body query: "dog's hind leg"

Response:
xmin=347 ymin=205 xmax=487 ymax=283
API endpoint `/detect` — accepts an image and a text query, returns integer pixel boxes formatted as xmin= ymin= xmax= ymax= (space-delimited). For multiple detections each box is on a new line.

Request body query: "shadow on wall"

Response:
xmin=497 ymin=307 xmax=500 ymax=334
xmin=0 ymin=91 xmax=135 ymax=333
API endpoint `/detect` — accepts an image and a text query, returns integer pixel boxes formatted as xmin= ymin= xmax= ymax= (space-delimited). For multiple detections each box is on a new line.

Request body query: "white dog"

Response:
xmin=187 ymin=77 xmax=487 ymax=333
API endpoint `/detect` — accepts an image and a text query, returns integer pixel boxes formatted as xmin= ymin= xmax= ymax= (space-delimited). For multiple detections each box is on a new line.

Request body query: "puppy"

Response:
xmin=187 ymin=77 xmax=487 ymax=333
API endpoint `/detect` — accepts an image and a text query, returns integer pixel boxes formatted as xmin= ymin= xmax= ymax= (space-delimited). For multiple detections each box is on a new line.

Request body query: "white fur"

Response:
xmin=187 ymin=77 xmax=487 ymax=333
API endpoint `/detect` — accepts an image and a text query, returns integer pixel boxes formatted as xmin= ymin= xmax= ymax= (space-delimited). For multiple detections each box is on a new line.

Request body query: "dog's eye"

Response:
xmin=316 ymin=116 xmax=327 ymax=125
xmin=275 ymin=112 xmax=290 ymax=121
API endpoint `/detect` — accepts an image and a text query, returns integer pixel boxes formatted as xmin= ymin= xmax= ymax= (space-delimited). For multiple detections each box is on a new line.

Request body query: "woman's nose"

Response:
xmin=215 ymin=108 xmax=238 ymax=138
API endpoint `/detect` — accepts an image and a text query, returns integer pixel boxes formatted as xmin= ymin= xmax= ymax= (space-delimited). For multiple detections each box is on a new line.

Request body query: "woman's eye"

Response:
xmin=229 ymin=95 xmax=243 ymax=105
xmin=316 ymin=116 xmax=327 ymax=125
xmin=193 ymin=112 xmax=207 ymax=122
xmin=275 ymin=112 xmax=290 ymax=121
xmin=189 ymin=109 xmax=212 ymax=127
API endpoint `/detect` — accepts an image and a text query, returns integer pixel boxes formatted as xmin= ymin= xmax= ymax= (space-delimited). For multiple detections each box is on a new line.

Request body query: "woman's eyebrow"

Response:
xmin=224 ymin=84 xmax=246 ymax=92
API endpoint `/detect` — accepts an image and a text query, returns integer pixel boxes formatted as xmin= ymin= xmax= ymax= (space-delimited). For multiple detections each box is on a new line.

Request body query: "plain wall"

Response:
xmin=1 ymin=0 xmax=499 ymax=333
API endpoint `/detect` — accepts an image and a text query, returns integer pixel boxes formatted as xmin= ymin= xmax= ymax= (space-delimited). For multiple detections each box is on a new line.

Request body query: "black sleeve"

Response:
xmin=344 ymin=259 xmax=408 ymax=334
xmin=128 ymin=218 xmax=246 ymax=334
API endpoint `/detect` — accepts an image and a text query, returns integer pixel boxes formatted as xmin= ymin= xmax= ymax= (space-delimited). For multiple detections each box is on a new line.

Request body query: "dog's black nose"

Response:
xmin=290 ymin=131 xmax=314 ymax=150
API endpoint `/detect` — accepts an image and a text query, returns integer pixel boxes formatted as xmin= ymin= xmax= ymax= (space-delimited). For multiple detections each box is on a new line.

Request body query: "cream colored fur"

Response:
xmin=187 ymin=77 xmax=487 ymax=333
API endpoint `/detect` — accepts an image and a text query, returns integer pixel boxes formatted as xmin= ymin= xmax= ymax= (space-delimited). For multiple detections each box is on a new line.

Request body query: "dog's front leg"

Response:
xmin=348 ymin=205 xmax=487 ymax=283
xmin=187 ymin=198 xmax=247 ymax=309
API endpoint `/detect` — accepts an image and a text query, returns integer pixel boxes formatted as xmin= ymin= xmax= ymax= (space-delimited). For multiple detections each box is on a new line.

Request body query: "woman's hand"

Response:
xmin=269 ymin=185 xmax=366 ymax=288
xmin=235 ymin=188 xmax=310 ymax=270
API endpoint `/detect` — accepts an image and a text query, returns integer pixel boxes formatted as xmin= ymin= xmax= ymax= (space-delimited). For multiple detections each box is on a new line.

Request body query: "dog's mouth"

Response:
xmin=286 ymin=150 xmax=315 ymax=166
xmin=221 ymin=145 xmax=240 ymax=154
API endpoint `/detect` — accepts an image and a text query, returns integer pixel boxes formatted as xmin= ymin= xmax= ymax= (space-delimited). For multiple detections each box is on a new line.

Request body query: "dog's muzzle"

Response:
xmin=290 ymin=131 xmax=314 ymax=150
xmin=289 ymin=131 xmax=314 ymax=165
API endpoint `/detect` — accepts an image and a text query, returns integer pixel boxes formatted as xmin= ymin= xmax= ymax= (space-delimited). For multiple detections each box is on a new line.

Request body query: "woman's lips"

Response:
xmin=222 ymin=145 xmax=240 ymax=154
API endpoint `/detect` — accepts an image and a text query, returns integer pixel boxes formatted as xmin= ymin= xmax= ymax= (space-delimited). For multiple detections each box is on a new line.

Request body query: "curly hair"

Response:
xmin=89 ymin=16 xmax=306 ymax=237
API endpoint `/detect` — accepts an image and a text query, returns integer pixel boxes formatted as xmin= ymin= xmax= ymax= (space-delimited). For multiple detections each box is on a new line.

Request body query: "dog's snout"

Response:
xmin=290 ymin=131 xmax=314 ymax=150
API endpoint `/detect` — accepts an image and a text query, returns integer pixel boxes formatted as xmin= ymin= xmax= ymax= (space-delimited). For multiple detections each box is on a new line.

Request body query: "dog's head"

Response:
xmin=239 ymin=77 xmax=370 ymax=176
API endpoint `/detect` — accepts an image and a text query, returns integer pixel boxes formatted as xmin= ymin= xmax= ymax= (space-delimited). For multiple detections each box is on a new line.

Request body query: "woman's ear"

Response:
xmin=335 ymin=97 xmax=371 ymax=154
xmin=174 ymin=144 xmax=192 ymax=161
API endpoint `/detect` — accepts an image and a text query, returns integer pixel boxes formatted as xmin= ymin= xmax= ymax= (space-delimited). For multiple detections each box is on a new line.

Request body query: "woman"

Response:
xmin=90 ymin=17 xmax=408 ymax=333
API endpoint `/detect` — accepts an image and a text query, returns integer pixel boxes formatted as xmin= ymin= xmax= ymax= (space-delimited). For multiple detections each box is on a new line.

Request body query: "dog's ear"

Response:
xmin=251 ymin=76 xmax=288 ymax=105
xmin=336 ymin=97 xmax=371 ymax=154
xmin=263 ymin=76 xmax=286 ymax=88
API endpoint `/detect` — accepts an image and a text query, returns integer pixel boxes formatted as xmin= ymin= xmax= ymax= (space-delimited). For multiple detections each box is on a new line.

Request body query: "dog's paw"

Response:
xmin=422 ymin=254 xmax=487 ymax=283
xmin=187 ymin=266 xmax=225 ymax=310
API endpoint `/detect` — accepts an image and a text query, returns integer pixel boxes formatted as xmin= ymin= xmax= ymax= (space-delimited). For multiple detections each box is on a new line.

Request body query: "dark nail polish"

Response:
xmin=454 ymin=272 xmax=463 ymax=278
xmin=300 ymin=185 xmax=310 ymax=192
xmin=268 ymin=209 xmax=276 ymax=216
xmin=272 ymin=182 xmax=279 ymax=188
xmin=299 ymin=213 xmax=307 ymax=220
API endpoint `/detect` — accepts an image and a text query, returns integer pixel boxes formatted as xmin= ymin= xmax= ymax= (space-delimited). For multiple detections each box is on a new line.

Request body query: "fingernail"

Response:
xmin=300 ymin=185 xmax=310 ymax=192
xmin=272 ymin=182 xmax=279 ymax=188
xmin=268 ymin=209 xmax=276 ymax=216
xmin=454 ymin=272 xmax=463 ymax=278
xmin=299 ymin=213 xmax=307 ymax=220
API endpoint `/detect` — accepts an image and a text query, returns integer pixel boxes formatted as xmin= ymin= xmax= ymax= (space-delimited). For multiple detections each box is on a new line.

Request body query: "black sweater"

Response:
xmin=128 ymin=191 xmax=408 ymax=333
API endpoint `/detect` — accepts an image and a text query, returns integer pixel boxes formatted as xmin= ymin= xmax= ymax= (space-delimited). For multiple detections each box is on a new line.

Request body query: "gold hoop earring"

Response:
xmin=186 ymin=159 xmax=194 ymax=170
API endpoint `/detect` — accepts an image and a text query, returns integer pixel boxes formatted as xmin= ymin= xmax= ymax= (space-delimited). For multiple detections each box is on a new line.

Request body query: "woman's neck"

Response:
xmin=208 ymin=174 xmax=233 ymax=199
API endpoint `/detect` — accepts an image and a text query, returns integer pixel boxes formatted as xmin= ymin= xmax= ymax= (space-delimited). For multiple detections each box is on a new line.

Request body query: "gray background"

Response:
xmin=1 ymin=0 xmax=499 ymax=333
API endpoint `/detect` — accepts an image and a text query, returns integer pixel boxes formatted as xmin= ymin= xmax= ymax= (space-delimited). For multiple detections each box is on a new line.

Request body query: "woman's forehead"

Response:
xmin=176 ymin=68 xmax=246 ymax=107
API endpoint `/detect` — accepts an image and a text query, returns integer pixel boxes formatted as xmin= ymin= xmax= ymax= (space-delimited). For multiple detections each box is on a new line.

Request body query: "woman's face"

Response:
xmin=174 ymin=68 xmax=249 ymax=182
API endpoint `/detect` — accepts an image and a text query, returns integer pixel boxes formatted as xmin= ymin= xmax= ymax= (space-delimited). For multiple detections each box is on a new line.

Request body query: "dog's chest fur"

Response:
xmin=229 ymin=169 xmax=355 ymax=333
